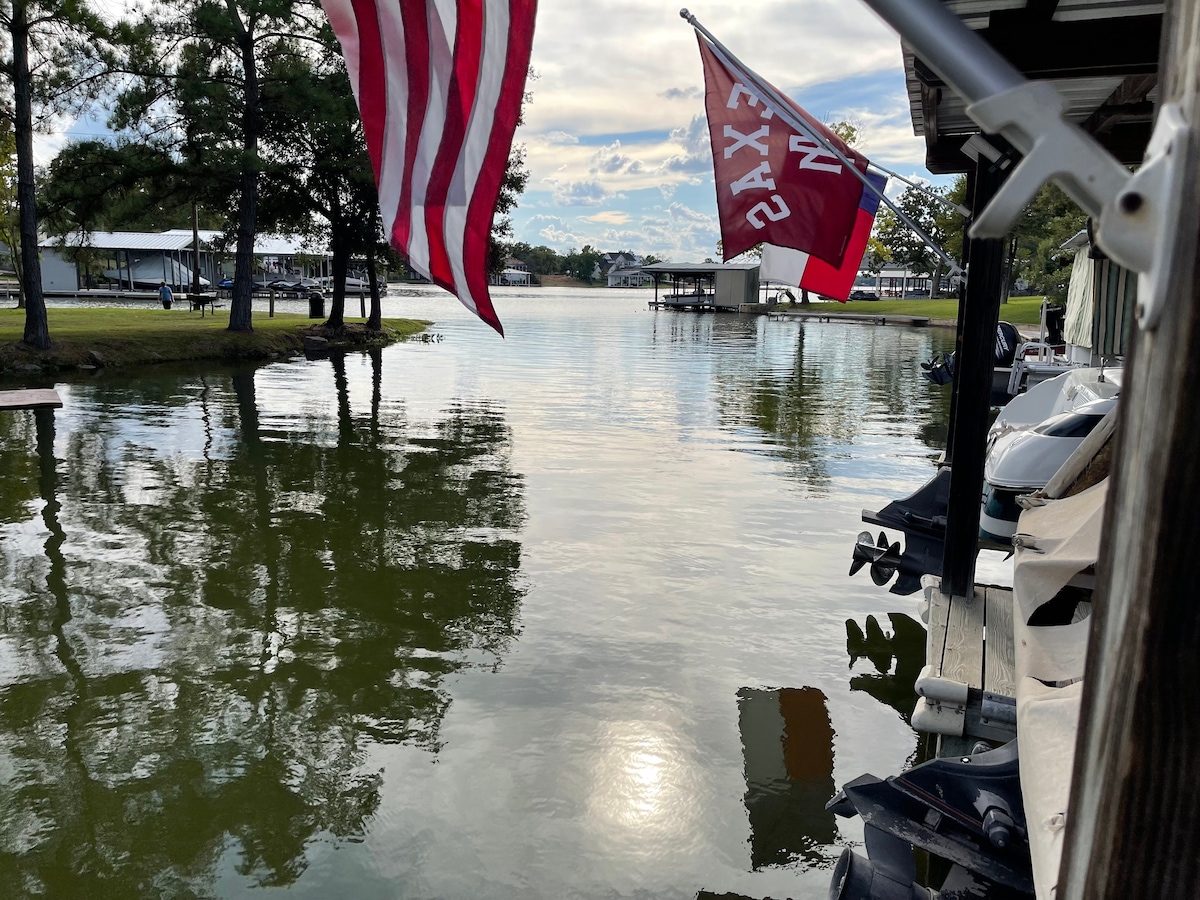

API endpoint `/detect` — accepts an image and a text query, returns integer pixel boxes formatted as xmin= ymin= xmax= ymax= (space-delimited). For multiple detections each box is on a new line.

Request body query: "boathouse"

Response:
xmin=38 ymin=229 xmax=332 ymax=292
xmin=642 ymin=261 xmax=760 ymax=311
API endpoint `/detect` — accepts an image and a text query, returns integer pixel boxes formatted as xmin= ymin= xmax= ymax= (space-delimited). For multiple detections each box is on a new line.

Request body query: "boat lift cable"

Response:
xmin=681 ymin=8 xmax=961 ymax=275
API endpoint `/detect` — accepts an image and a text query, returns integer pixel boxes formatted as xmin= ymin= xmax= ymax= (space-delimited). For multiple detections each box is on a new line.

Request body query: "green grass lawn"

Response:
xmin=0 ymin=307 xmax=429 ymax=377
xmin=809 ymin=295 xmax=1049 ymax=325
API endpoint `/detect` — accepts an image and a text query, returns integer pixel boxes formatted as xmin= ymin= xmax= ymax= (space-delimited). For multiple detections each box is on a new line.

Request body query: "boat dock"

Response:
xmin=769 ymin=309 xmax=931 ymax=327
xmin=913 ymin=578 xmax=1016 ymax=758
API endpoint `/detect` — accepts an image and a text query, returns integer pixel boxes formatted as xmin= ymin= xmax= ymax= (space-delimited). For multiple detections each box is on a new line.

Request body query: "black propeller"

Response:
xmin=849 ymin=531 xmax=902 ymax=586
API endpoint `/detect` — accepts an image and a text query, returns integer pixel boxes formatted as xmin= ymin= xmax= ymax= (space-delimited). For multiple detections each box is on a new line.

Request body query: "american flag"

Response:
xmin=321 ymin=0 xmax=538 ymax=334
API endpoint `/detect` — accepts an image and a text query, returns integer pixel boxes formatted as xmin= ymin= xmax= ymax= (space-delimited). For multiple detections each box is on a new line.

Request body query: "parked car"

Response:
xmin=848 ymin=289 xmax=879 ymax=301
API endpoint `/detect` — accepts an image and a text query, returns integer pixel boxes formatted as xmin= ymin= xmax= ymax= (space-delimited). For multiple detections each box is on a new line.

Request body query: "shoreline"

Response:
xmin=0 ymin=309 xmax=430 ymax=380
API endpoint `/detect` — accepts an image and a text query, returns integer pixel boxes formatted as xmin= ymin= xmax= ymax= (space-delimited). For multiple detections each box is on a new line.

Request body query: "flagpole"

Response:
xmin=869 ymin=162 xmax=971 ymax=218
xmin=681 ymin=8 xmax=959 ymax=273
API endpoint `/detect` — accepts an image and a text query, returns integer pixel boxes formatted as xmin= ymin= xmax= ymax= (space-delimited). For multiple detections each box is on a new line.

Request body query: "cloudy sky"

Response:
xmin=510 ymin=1 xmax=935 ymax=263
xmin=41 ymin=1 xmax=936 ymax=264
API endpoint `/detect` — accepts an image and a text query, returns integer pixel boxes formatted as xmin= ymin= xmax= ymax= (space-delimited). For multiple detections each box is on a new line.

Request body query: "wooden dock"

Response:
xmin=0 ymin=389 xmax=63 ymax=411
xmin=770 ymin=310 xmax=931 ymax=327
xmin=914 ymin=576 xmax=1016 ymax=758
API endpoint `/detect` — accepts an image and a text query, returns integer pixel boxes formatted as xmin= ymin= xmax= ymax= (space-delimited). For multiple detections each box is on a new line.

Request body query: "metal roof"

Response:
xmin=642 ymin=262 xmax=760 ymax=275
xmin=42 ymin=229 xmax=330 ymax=257
xmin=904 ymin=0 xmax=1162 ymax=172
xmin=41 ymin=231 xmax=197 ymax=251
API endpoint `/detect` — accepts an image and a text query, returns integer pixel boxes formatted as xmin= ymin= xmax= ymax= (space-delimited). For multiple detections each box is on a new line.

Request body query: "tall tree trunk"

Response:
xmin=366 ymin=248 xmax=381 ymax=330
xmin=325 ymin=230 xmax=348 ymax=330
xmin=12 ymin=0 xmax=49 ymax=348
xmin=227 ymin=1 xmax=258 ymax=333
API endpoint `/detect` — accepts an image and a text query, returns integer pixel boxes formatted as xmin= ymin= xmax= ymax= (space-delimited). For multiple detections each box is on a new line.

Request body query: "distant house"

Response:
xmin=871 ymin=265 xmax=936 ymax=297
xmin=493 ymin=256 xmax=531 ymax=286
xmin=600 ymin=251 xmax=654 ymax=287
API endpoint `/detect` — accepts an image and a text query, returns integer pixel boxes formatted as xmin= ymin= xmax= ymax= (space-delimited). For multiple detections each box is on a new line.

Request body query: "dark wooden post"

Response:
xmin=943 ymin=167 xmax=977 ymax=467
xmin=1059 ymin=2 xmax=1200 ymax=894
xmin=940 ymin=157 xmax=1007 ymax=598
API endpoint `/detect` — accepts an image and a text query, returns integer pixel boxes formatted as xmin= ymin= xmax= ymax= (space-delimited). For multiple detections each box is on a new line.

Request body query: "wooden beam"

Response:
xmin=921 ymin=82 xmax=941 ymax=149
xmin=940 ymin=157 xmax=1007 ymax=597
xmin=912 ymin=15 xmax=1160 ymax=84
xmin=1059 ymin=1 xmax=1200 ymax=895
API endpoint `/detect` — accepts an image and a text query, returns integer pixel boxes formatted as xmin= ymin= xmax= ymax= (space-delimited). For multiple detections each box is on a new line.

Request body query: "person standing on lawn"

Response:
xmin=159 ymin=281 xmax=173 ymax=310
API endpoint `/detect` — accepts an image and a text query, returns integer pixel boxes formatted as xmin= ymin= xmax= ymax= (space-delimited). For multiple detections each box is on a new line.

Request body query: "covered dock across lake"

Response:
xmin=643 ymin=261 xmax=760 ymax=311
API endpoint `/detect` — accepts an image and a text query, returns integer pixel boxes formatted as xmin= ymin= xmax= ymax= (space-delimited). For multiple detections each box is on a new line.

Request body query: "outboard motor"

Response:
xmin=994 ymin=322 xmax=1020 ymax=368
xmin=921 ymin=321 xmax=1019 ymax=389
xmin=920 ymin=351 xmax=955 ymax=386
xmin=829 ymin=842 xmax=931 ymax=900
xmin=827 ymin=741 xmax=1034 ymax=898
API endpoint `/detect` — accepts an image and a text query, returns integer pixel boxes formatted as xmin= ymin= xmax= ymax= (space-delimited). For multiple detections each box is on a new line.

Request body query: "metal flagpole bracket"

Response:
xmin=965 ymin=81 xmax=1130 ymax=239
xmin=969 ymin=89 xmax=1189 ymax=331
xmin=1099 ymin=104 xmax=1190 ymax=331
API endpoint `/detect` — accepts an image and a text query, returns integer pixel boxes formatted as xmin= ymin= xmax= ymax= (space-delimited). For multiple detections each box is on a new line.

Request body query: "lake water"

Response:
xmin=0 ymin=287 xmax=954 ymax=898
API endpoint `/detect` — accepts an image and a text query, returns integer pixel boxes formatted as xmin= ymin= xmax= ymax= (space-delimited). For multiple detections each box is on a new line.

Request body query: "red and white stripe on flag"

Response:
xmin=321 ymin=0 xmax=537 ymax=335
xmin=760 ymin=170 xmax=887 ymax=302
xmin=697 ymin=34 xmax=869 ymax=268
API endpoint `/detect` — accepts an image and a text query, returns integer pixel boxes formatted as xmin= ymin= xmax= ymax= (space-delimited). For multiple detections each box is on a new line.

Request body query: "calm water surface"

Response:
xmin=1 ymin=287 xmax=953 ymax=898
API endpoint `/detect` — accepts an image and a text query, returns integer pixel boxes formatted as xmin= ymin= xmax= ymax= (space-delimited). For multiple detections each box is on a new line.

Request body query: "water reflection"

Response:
xmin=2 ymin=296 xmax=953 ymax=898
xmin=713 ymin=323 xmax=953 ymax=491
xmin=736 ymin=686 xmax=837 ymax=871
xmin=846 ymin=613 xmax=927 ymax=738
xmin=0 ymin=356 xmax=526 ymax=892
xmin=586 ymin=719 xmax=704 ymax=857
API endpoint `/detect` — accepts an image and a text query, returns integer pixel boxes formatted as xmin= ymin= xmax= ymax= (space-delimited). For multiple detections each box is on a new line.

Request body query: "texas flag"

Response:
xmin=760 ymin=170 xmax=887 ymax=302
xmin=697 ymin=33 xmax=870 ymax=267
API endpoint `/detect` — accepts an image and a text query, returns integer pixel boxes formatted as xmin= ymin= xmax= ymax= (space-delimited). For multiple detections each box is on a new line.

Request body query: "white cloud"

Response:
xmin=524 ymin=1 xmax=899 ymax=138
xmin=544 ymin=178 xmax=615 ymax=207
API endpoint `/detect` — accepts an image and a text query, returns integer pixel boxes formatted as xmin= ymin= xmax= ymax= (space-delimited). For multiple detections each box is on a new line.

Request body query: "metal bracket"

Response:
xmin=965 ymin=81 xmax=1130 ymax=239
xmin=965 ymin=82 xmax=1190 ymax=332
xmin=1095 ymin=103 xmax=1190 ymax=330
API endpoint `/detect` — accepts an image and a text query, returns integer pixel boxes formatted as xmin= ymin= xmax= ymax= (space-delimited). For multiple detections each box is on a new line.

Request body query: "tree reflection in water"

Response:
xmin=0 ymin=354 xmax=526 ymax=893
xmin=716 ymin=323 xmax=953 ymax=492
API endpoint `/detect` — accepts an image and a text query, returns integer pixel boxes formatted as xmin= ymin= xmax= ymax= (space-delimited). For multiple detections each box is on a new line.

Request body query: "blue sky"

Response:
xmin=509 ymin=1 xmax=943 ymax=263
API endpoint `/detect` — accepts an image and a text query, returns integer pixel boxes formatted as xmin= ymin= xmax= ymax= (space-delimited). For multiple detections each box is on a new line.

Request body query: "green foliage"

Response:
xmin=1009 ymin=183 xmax=1088 ymax=303
xmin=562 ymin=245 xmax=603 ymax=282
xmin=937 ymin=175 xmax=968 ymax=265
xmin=871 ymin=183 xmax=956 ymax=277
xmin=0 ymin=120 xmax=18 ymax=277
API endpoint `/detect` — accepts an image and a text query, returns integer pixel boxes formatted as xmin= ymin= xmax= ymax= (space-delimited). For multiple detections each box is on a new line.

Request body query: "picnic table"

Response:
xmin=189 ymin=295 xmax=224 ymax=317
